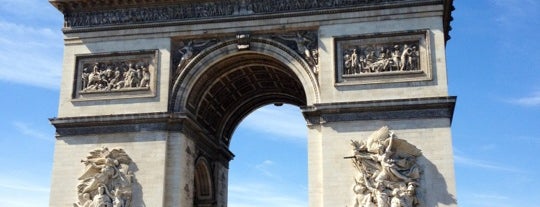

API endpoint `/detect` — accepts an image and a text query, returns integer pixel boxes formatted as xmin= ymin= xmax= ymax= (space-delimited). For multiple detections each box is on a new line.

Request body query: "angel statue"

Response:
xmin=74 ymin=147 xmax=134 ymax=207
xmin=277 ymin=32 xmax=318 ymax=71
xmin=176 ymin=40 xmax=215 ymax=70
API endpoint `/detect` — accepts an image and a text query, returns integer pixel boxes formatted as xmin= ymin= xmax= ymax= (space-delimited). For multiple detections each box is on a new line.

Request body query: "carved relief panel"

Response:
xmin=346 ymin=126 xmax=422 ymax=207
xmin=171 ymin=30 xmax=319 ymax=77
xmin=73 ymin=50 xmax=158 ymax=100
xmin=74 ymin=147 xmax=137 ymax=207
xmin=335 ymin=30 xmax=432 ymax=85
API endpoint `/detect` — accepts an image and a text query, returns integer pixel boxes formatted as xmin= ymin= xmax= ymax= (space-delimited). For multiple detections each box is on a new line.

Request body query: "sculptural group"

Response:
xmin=347 ymin=126 xmax=422 ymax=207
xmin=80 ymin=61 xmax=150 ymax=92
xmin=74 ymin=147 xmax=135 ymax=207
xmin=343 ymin=43 xmax=419 ymax=75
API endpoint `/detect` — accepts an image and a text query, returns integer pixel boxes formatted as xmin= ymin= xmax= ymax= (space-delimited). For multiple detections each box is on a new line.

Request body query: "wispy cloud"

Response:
xmin=492 ymin=0 xmax=539 ymax=26
xmin=238 ymin=105 xmax=307 ymax=142
xmin=228 ymin=182 xmax=307 ymax=207
xmin=13 ymin=121 xmax=54 ymax=142
xmin=0 ymin=0 xmax=61 ymax=21
xmin=453 ymin=154 xmax=525 ymax=173
xmin=0 ymin=178 xmax=49 ymax=193
xmin=0 ymin=175 xmax=50 ymax=207
xmin=509 ymin=91 xmax=540 ymax=106
xmin=472 ymin=193 xmax=509 ymax=200
xmin=255 ymin=160 xmax=276 ymax=178
xmin=0 ymin=18 xmax=63 ymax=90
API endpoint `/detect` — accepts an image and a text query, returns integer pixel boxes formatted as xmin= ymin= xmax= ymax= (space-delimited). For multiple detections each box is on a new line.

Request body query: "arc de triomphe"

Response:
xmin=48 ymin=0 xmax=457 ymax=206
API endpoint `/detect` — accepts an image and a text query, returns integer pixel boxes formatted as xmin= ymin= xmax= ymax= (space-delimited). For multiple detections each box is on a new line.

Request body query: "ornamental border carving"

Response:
xmin=72 ymin=50 xmax=159 ymax=101
xmin=334 ymin=29 xmax=432 ymax=86
xmin=58 ymin=0 xmax=440 ymax=31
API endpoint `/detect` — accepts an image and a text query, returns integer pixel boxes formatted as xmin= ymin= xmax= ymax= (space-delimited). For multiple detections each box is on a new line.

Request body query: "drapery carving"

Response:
xmin=346 ymin=126 xmax=421 ymax=207
xmin=74 ymin=147 xmax=135 ymax=207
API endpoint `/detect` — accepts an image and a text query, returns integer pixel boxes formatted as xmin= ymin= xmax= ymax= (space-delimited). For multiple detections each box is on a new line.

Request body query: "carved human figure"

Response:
xmin=401 ymin=183 xmax=418 ymax=207
xmin=86 ymin=64 xmax=102 ymax=90
xmin=112 ymin=189 xmax=125 ymax=207
xmin=369 ymin=182 xmax=390 ymax=207
xmin=400 ymin=44 xmax=412 ymax=71
xmin=139 ymin=66 xmax=151 ymax=87
xmin=410 ymin=45 xmax=419 ymax=70
xmin=350 ymin=49 xmax=359 ymax=74
xmin=75 ymin=147 xmax=134 ymax=207
xmin=391 ymin=45 xmax=401 ymax=71
xmin=75 ymin=193 xmax=92 ymax=207
xmin=81 ymin=67 xmax=90 ymax=90
xmin=279 ymin=33 xmax=317 ymax=67
xmin=348 ymin=126 xmax=422 ymax=207
xmin=177 ymin=41 xmax=195 ymax=70
xmin=344 ymin=53 xmax=352 ymax=74
xmin=353 ymin=181 xmax=375 ymax=207
xmin=80 ymin=159 xmax=118 ymax=194
xmin=124 ymin=63 xmax=138 ymax=88
xmin=390 ymin=188 xmax=402 ymax=207
xmin=109 ymin=68 xmax=123 ymax=90
xmin=92 ymin=186 xmax=113 ymax=207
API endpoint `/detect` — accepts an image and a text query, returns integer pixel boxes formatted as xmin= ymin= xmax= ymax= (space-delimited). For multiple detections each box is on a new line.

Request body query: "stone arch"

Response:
xmin=170 ymin=37 xmax=320 ymax=145
xmin=194 ymin=157 xmax=214 ymax=206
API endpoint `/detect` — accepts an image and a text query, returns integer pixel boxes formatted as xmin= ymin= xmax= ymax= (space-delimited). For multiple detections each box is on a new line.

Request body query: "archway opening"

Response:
xmin=184 ymin=51 xmax=311 ymax=206
xmin=228 ymin=104 xmax=308 ymax=206
xmin=185 ymin=52 xmax=307 ymax=145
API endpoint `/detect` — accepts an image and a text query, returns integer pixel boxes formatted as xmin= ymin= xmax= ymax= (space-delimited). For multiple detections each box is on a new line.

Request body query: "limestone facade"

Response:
xmin=49 ymin=0 xmax=457 ymax=206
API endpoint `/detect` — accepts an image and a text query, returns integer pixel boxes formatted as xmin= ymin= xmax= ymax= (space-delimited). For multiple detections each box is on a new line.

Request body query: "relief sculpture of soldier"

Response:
xmin=343 ymin=43 xmax=419 ymax=75
xmin=80 ymin=61 xmax=150 ymax=92
xmin=345 ymin=126 xmax=422 ymax=207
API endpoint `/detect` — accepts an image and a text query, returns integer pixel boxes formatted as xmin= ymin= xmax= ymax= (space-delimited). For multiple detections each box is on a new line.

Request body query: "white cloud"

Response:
xmin=510 ymin=91 xmax=540 ymax=106
xmin=0 ymin=19 xmax=63 ymax=90
xmin=472 ymin=193 xmax=509 ymax=200
xmin=0 ymin=0 xmax=60 ymax=20
xmin=255 ymin=160 xmax=276 ymax=178
xmin=13 ymin=121 xmax=54 ymax=142
xmin=228 ymin=182 xmax=307 ymax=207
xmin=453 ymin=154 xmax=524 ymax=173
xmin=492 ymin=0 xmax=538 ymax=26
xmin=238 ymin=105 xmax=307 ymax=142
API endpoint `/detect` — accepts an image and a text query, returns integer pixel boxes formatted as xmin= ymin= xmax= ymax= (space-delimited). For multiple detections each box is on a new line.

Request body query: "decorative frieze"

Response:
xmin=346 ymin=126 xmax=421 ymax=207
xmin=172 ymin=30 xmax=319 ymax=75
xmin=335 ymin=30 xmax=431 ymax=85
xmin=60 ymin=0 xmax=421 ymax=29
xmin=73 ymin=50 xmax=158 ymax=100
xmin=74 ymin=147 xmax=136 ymax=207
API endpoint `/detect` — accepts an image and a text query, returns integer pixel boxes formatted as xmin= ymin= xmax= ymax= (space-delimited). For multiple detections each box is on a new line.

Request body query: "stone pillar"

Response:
xmin=303 ymin=97 xmax=457 ymax=207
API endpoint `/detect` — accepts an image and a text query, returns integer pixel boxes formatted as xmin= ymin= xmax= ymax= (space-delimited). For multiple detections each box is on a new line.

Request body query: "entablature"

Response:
xmin=50 ymin=0 xmax=453 ymax=41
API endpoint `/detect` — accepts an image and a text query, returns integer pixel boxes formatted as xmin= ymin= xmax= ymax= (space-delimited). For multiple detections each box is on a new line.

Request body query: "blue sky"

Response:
xmin=0 ymin=0 xmax=539 ymax=207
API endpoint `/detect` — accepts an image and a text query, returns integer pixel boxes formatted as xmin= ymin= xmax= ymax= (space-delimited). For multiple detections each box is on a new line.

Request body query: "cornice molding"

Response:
xmin=302 ymin=96 xmax=457 ymax=125
xmin=50 ymin=0 xmax=451 ymax=38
